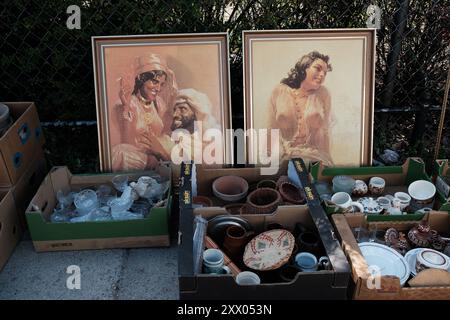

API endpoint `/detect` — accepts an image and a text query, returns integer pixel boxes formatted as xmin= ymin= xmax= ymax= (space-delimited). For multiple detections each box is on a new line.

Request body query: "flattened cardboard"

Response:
xmin=0 ymin=191 xmax=22 ymax=271
xmin=0 ymin=102 xmax=45 ymax=187
xmin=26 ymin=165 xmax=171 ymax=252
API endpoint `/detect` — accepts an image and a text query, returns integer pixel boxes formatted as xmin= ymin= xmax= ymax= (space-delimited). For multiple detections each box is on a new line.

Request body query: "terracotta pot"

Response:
xmin=256 ymin=179 xmax=277 ymax=189
xmin=279 ymin=182 xmax=306 ymax=205
xmin=246 ymin=188 xmax=282 ymax=215
xmin=224 ymin=203 xmax=245 ymax=215
xmin=276 ymin=175 xmax=290 ymax=189
xmin=212 ymin=176 xmax=249 ymax=202
xmin=297 ymin=231 xmax=322 ymax=256
xmin=193 ymin=196 xmax=213 ymax=207
xmin=223 ymin=225 xmax=254 ymax=264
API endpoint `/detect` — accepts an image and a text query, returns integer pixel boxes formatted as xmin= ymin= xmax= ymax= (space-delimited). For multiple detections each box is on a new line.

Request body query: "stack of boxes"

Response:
xmin=0 ymin=102 xmax=47 ymax=270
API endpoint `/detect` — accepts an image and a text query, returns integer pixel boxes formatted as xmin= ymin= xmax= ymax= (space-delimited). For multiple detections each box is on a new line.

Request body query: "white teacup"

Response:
xmin=331 ymin=192 xmax=364 ymax=212
xmin=203 ymin=249 xmax=224 ymax=274
xmin=394 ymin=192 xmax=411 ymax=210
xmin=236 ymin=271 xmax=261 ymax=285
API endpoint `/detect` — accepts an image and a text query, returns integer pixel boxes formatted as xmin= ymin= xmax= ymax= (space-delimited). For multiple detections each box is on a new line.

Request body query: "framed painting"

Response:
xmin=92 ymin=33 xmax=232 ymax=172
xmin=243 ymin=29 xmax=376 ymax=167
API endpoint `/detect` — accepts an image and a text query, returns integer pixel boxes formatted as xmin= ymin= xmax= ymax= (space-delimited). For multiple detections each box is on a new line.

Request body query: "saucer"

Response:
xmin=359 ymin=242 xmax=410 ymax=286
xmin=243 ymin=229 xmax=295 ymax=271
xmin=358 ymin=197 xmax=383 ymax=214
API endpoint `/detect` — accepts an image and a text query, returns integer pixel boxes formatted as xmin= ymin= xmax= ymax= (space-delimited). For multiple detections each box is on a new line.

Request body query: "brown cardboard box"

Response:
xmin=0 ymin=190 xmax=23 ymax=272
xmin=0 ymin=148 xmax=47 ymax=230
xmin=0 ymin=102 xmax=45 ymax=187
xmin=332 ymin=212 xmax=450 ymax=300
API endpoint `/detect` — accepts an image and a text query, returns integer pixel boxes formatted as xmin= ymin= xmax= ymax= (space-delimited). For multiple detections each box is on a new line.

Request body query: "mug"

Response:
xmin=318 ymin=256 xmax=331 ymax=270
xmin=203 ymin=249 xmax=224 ymax=274
xmin=223 ymin=225 xmax=255 ymax=262
xmin=394 ymin=192 xmax=411 ymax=210
xmin=236 ymin=271 xmax=261 ymax=285
xmin=295 ymin=252 xmax=318 ymax=272
xmin=331 ymin=192 xmax=364 ymax=212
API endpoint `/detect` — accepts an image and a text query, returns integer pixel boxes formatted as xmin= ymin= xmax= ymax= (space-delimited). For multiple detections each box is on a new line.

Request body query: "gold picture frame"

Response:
xmin=243 ymin=29 xmax=376 ymax=167
xmin=92 ymin=33 xmax=232 ymax=172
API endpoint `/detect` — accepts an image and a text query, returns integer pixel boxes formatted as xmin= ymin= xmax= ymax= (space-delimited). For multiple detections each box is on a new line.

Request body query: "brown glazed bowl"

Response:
xmin=279 ymin=182 xmax=306 ymax=205
xmin=193 ymin=196 xmax=214 ymax=207
xmin=212 ymin=176 xmax=249 ymax=202
xmin=246 ymin=188 xmax=282 ymax=215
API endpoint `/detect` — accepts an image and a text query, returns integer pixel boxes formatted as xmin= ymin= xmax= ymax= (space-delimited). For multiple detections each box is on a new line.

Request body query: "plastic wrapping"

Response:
xmin=193 ymin=215 xmax=208 ymax=275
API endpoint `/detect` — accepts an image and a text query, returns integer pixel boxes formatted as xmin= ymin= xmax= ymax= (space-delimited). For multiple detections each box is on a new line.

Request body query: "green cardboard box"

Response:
xmin=25 ymin=165 xmax=171 ymax=252
xmin=310 ymin=157 xmax=432 ymax=221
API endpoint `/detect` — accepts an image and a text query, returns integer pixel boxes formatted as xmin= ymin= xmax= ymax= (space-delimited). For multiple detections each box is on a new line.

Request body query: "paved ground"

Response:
xmin=0 ymin=235 xmax=179 ymax=300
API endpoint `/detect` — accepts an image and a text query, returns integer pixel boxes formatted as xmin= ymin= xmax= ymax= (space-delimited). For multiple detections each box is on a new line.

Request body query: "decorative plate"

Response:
xmin=243 ymin=229 xmax=295 ymax=271
xmin=359 ymin=242 xmax=410 ymax=286
xmin=358 ymin=197 xmax=383 ymax=214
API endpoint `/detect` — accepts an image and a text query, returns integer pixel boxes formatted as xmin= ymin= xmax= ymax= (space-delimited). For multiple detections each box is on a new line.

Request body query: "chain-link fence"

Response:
xmin=1 ymin=0 xmax=449 ymax=172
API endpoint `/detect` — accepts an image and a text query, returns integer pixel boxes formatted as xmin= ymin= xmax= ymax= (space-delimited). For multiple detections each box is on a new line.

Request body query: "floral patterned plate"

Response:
xmin=243 ymin=229 xmax=295 ymax=271
xmin=358 ymin=197 xmax=383 ymax=214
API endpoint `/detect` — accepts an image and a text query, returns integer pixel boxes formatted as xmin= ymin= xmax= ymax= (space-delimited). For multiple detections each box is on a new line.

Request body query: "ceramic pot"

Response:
xmin=416 ymin=248 xmax=450 ymax=274
xmin=256 ymin=179 xmax=277 ymax=189
xmin=246 ymin=188 xmax=282 ymax=215
xmin=278 ymin=182 xmax=306 ymax=205
xmin=352 ymin=180 xmax=368 ymax=197
xmin=212 ymin=176 xmax=249 ymax=202
xmin=408 ymin=220 xmax=432 ymax=247
xmin=223 ymin=225 xmax=254 ymax=264
xmin=278 ymin=264 xmax=301 ymax=283
xmin=193 ymin=196 xmax=213 ymax=207
xmin=384 ymin=228 xmax=410 ymax=255
xmin=297 ymin=231 xmax=322 ymax=256
xmin=369 ymin=177 xmax=385 ymax=196
xmin=276 ymin=175 xmax=290 ymax=189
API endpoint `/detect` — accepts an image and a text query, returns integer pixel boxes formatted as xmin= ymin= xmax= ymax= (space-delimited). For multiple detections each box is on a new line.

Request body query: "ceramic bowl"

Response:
xmin=352 ymin=180 xmax=368 ymax=197
xmin=369 ymin=177 xmax=385 ymax=196
xmin=212 ymin=176 xmax=249 ymax=202
xmin=408 ymin=180 xmax=436 ymax=204
xmin=357 ymin=197 xmax=383 ymax=214
xmin=193 ymin=195 xmax=214 ymax=207
xmin=332 ymin=175 xmax=356 ymax=194
xmin=416 ymin=248 xmax=450 ymax=274
xmin=246 ymin=188 xmax=281 ymax=214
xmin=278 ymin=182 xmax=306 ymax=204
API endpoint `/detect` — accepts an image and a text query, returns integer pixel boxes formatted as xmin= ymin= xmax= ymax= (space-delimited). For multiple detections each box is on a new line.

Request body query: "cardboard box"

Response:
xmin=0 ymin=190 xmax=23 ymax=271
xmin=179 ymin=205 xmax=351 ymax=300
xmin=331 ymin=212 xmax=450 ymax=300
xmin=0 ymin=148 xmax=47 ymax=230
xmin=25 ymin=165 xmax=172 ymax=252
xmin=178 ymin=159 xmax=351 ymax=299
xmin=0 ymin=102 xmax=45 ymax=188
xmin=433 ymin=159 xmax=450 ymax=212
xmin=310 ymin=157 xmax=432 ymax=221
